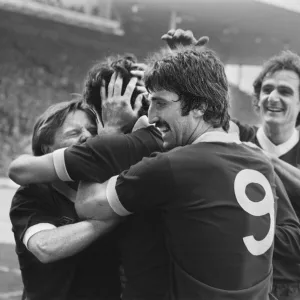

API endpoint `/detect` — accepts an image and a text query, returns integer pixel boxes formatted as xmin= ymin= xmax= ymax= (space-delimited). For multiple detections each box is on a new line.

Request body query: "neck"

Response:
xmin=262 ymin=122 xmax=295 ymax=145
xmin=190 ymin=124 xmax=225 ymax=144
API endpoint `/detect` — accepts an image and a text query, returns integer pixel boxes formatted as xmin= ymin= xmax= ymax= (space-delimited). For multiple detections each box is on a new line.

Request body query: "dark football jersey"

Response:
xmin=52 ymin=126 xmax=169 ymax=300
xmin=237 ymin=121 xmax=300 ymax=284
xmin=10 ymin=184 xmax=120 ymax=300
xmin=109 ymin=133 xmax=277 ymax=299
xmin=53 ymin=126 xmax=163 ymax=183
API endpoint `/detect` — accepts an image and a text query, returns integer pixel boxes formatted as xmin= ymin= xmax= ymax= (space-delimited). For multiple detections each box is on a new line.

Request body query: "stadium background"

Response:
xmin=0 ymin=0 xmax=299 ymax=298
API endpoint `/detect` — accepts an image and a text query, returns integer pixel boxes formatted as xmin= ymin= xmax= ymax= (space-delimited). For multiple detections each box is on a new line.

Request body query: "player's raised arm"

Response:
xmin=161 ymin=28 xmax=209 ymax=50
xmin=9 ymin=153 xmax=58 ymax=185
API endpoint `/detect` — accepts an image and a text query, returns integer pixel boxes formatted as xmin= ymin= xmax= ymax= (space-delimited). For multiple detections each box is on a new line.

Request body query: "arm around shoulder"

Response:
xmin=27 ymin=219 xmax=118 ymax=263
xmin=9 ymin=153 xmax=58 ymax=185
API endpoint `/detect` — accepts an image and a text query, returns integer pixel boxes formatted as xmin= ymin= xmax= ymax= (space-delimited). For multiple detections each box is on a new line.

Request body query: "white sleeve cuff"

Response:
xmin=106 ymin=176 xmax=132 ymax=216
xmin=23 ymin=223 xmax=56 ymax=249
xmin=52 ymin=148 xmax=73 ymax=182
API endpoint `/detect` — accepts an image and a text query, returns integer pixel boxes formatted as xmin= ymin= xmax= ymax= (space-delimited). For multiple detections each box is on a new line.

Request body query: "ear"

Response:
xmin=190 ymin=103 xmax=206 ymax=118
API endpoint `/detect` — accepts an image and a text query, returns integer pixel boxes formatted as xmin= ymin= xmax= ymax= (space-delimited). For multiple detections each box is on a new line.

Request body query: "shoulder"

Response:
xmin=11 ymin=184 xmax=54 ymax=209
xmin=127 ymin=151 xmax=170 ymax=176
xmin=167 ymin=143 xmax=221 ymax=162
xmin=13 ymin=183 xmax=52 ymax=199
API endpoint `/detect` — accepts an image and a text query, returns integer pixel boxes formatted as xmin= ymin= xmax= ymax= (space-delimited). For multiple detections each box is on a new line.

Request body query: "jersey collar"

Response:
xmin=256 ymin=127 xmax=299 ymax=158
xmin=132 ymin=116 xmax=152 ymax=132
xmin=192 ymin=131 xmax=241 ymax=144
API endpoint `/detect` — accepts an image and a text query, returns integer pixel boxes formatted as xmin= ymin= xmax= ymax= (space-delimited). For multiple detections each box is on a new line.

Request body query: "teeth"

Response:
xmin=267 ymin=108 xmax=283 ymax=112
xmin=159 ymin=128 xmax=169 ymax=133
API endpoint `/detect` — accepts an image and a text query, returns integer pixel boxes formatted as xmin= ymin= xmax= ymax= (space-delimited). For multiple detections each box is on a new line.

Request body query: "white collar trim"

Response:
xmin=256 ymin=127 xmax=299 ymax=157
xmin=192 ymin=131 xmax=242 ymax=144
xmin=132 ymin=116 xmax=151 ymax=132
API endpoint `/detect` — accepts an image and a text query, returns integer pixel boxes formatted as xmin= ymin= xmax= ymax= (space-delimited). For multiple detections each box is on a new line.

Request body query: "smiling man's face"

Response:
xmin=258 ymin=70 xmax=300 ymax=127
xmin=148 ymin=90 xmax=198 ymax=151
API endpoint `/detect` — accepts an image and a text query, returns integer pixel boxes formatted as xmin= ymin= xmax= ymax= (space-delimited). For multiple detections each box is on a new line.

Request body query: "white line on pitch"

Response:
xmin=0 ymin=290 xmax=23 ymax=299
xmin=0 ymin=265 xmax=21 ymax=275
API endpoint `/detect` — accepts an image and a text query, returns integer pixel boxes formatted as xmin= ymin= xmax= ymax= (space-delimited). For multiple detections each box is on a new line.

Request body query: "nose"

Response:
xmin=268 ymin=89 xmax=280 ymax=103
xmin=79 ymin=129 xmax=92 ymax=143
xmin=148 ymin=103 xmax=159 ymax=124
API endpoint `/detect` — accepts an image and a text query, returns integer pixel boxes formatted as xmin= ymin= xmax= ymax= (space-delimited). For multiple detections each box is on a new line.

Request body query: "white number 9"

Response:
xmin=234 ymin=169 xmax=275 ymax=256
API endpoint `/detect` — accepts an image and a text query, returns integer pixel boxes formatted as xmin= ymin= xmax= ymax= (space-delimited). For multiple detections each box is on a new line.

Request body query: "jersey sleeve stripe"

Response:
xmin=23 ymin=223 xmax=56 ymax=249
xmin=106 ymin=175 xmax=132 ymax=216
xmin=52 ymin=148 xmax=73 ymax=182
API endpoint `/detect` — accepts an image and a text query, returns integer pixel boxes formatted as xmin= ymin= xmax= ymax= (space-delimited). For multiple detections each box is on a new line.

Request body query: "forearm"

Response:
xmin=76 ymin=181 xmax=120 ymax=221
xmin=272 ymin=157 xmax=300 ymax=197
xmin=9 ymin=154 xmax=58 ymax=185
xmin=28 ymin=219 xmax=117 ymax=263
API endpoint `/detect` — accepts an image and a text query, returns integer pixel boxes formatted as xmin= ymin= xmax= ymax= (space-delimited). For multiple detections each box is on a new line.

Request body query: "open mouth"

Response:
xmin=156 ymin=122 xmax=170 ymax=134
xmin=266 ymin=107 xmax=284 ymax=113
xmin=159 ymin=127 xmax=170 ymax=134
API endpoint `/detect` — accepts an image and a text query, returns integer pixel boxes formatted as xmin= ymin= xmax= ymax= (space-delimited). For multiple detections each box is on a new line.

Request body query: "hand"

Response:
xmin=161 ymin=28 xmax=209 ymax=50
xmin=131 ymin=63 xmax=148 ymax=94
xmin=100 ymin=72 xmax=143 ymax=133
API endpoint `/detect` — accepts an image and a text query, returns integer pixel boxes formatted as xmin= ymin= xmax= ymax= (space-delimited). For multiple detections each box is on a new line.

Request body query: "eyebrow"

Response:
xmin=149 ymin=96 xmax=166 ymax=101
xmin=262 ymin=81 xmax=294 ymax=89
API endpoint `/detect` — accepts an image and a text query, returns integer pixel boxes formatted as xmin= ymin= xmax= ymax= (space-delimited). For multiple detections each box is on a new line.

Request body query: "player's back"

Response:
xmin=165 ymin=140 xmax=276 ymax=299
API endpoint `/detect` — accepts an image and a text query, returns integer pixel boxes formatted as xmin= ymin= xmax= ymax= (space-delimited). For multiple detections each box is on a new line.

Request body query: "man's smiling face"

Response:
xmin=258 ymin=70 xmax=300 ymax=127
xmin=148 ymin=90 xmax=197 ymax=151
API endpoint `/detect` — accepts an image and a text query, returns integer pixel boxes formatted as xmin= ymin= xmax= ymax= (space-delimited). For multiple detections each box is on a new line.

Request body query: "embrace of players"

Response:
xmin=8 ymin=28 xmax=300 ymax=300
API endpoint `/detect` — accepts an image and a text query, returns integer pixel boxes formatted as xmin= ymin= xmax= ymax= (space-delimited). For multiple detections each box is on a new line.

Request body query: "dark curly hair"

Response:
xmin=145 ymin=46 xmax=230 ymax=131
xmin=83 ymin=54 xmax=149 ymax=127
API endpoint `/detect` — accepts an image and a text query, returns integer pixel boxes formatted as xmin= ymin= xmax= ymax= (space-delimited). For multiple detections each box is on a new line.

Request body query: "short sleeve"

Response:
xmin=107 ymin=153 xmax=174 ymax=215
xmin=10 ymin=185 xmax=60 ymax=244
xmin=54 ymin=126 xmax=163 ymax=183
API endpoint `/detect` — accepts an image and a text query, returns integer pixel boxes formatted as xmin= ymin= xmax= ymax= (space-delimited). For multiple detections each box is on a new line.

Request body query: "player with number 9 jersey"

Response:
xmin=106 ymin=132 xmax=276 ymax=300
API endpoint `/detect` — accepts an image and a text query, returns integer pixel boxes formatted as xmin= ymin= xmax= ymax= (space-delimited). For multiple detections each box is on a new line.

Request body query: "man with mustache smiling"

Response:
xmin=159 ymin=30 xmax=300 ymax=300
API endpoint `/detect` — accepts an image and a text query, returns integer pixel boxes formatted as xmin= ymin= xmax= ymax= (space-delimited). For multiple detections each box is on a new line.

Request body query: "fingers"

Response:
xmin=135 ymin=86 xmax=147 ymax=94
xmin=167 ymin=29 xmax=176 ymax=36
xmin=161 ymin=33 xmax=171 ymax=41
xmin=124 ymin=77 xmax=138 ymax=99
xmin=132 ymin=63 xmax=147 ymax=71
xmin=130 ymin=70 xmax=144 ymax=80
xmin=103 ymin=71 xmax=139 ymax=104
xmin=172 ymin=28 xmax=185 ymax=40
xmin=196 ymin=36 xmax=209 ymax=47
xmin=113 ymin=74 xmax=123 ymax=96
xmin=133 ymin=93 xmax=143 ymax=114
xmin=100 ymin=80 xmax=107 ymax=101
xmin=161 ymin=29 xmax=175 ymax=41
xmin=107 ymin=72 xmax=117 ymax=97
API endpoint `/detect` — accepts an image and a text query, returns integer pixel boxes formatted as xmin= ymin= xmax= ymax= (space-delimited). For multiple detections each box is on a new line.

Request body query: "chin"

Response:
xmin=263 ymin=116 xmax=285 ymax=126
